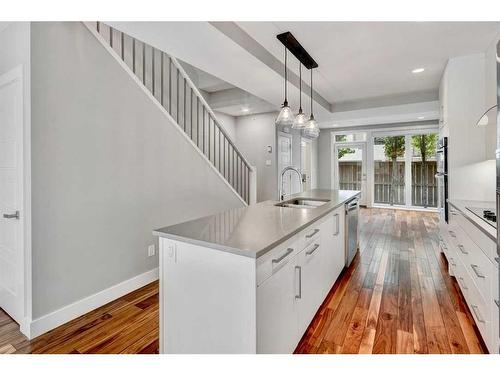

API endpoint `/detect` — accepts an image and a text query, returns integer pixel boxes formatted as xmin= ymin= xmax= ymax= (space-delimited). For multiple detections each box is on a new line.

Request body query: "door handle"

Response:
xmin=457 ymin=244 xmax=468 ymax=255
xmin=470 ymin=264 xmax=486 ymax=279
xmin=272 ymin=248 xmax=293 ymax=264
xmin=470 ymin=305 xmax=485 ymax=323
xmin=305 ymin=229 xmax=320 ymax=238
xmin=3 ymin=211 xmax=19 ymax=220
xmin=295 ymin=266 xmax=302 ymax=299
xmin=306 ymin=244 xmax=320 ymax=256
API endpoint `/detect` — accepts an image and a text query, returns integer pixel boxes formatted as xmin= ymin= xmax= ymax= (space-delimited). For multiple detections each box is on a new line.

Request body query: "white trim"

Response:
xmin=372 ymin=204 xmax=438 ymax=213
xmin=26 ymin=268 xmax=159 ymax=339
xmin=83 ymin=22 xmax=247 ymax=206
xmin=0 ymin=65 xmax=31 ymax=337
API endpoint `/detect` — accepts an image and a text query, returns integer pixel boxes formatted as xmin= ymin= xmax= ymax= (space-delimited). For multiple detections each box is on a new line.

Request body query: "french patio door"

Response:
xmin=333 ymin=142 xmax=367 ymax=206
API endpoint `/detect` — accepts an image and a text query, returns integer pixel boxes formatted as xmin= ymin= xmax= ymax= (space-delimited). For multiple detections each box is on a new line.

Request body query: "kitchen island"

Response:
xmin=154 ymin=189 xmax=360 ymax=353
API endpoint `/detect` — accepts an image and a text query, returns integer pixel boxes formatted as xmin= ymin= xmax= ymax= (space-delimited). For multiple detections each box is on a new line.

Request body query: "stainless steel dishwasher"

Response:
xmin=345 ymin=197 xmax=359 ymax=267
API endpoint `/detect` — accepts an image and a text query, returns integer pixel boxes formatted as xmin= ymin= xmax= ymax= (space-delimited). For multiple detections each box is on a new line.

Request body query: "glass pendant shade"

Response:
xmin=276 ymin=47 xmax=295 ymax=127
xmin=302 ymin=115 xmax=320 ymax=138
xmin=292 ymin=109 xmax=308 ymax=129
xmin=275 ymin=102 xmax=295 ymax=127
xmin=292 ymin=63 xmax=307 ymax=129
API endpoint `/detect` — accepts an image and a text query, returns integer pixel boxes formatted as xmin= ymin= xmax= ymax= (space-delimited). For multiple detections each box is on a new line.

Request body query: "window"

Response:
xmin=335 ymin=132 xmax=367 ymax=143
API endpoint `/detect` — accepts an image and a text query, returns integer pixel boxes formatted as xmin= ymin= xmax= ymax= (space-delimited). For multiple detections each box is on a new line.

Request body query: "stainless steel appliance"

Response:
xmin=466 ymin=206 xmax=497 ymax=229
xmin=345 ymin=197 xmax=359 ymax=267
xmin=436 ymin=137 xmax=448 ymax=223
xmin=496 ymin=39 xmax=500 ymax=352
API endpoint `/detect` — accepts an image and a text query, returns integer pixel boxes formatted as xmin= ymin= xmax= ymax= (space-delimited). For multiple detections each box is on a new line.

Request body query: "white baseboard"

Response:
xmin=24 ymin=268 xmax=158 ymax=339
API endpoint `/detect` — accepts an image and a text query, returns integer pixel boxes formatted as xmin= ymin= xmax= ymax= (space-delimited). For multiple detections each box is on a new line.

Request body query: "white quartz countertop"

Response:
xmin=153 ymin=189 xmax=360 ymax=258
xmin=448 ymin=199 xmax=496 ymax=241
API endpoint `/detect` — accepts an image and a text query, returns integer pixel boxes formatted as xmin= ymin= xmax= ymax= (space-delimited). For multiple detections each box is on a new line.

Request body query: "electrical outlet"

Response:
xmin=147 ymin=244 xmax=156 ymax=257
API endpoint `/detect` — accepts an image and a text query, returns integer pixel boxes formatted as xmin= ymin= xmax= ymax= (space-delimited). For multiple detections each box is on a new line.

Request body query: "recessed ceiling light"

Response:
xmin=412 ymin=68 xmax=425 ymax=74
xmin=241 ymin=107 xmax=249 ymax=113
xmin=417 ymin=116 xmax=425 ymax=120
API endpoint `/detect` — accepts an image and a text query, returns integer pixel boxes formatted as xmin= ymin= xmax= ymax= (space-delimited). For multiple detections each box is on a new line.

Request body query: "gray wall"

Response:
xmin=213 ymin=111 xmax=236 ymax=142
xmin=235 ymin=112 xmax=319 ymax=202
xmin=30 ymin=22 xmax=243 ymax=318
xmin=235 ymin=112 xmax=278 ymax=202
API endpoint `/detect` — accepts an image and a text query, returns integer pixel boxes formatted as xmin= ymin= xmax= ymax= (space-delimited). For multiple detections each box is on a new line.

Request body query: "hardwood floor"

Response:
xmin=0 ymin=208 xmax=486 ymax=354
xmin=0 ymin=281 xmax=159 ymax=354
xmin=295 ymin=208 xmax=487 ymax=354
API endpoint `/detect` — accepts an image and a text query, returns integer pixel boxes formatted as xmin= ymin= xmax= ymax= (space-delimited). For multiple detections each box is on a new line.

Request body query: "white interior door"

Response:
xmin=333 ymin=142 xmax=367 ymax=206
xmin=277 ymin=133 xmax=293 ymax=197
xmin=0 ymin=67 xmax=24 ymax=325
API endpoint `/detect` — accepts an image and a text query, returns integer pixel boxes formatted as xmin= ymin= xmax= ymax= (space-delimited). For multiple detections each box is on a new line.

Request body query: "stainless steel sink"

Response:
xmin=275 ymin=198 xmax=330 ymax=209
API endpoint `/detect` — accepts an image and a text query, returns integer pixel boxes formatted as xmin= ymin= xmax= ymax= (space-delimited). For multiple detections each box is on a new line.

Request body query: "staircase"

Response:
xmin=86 ymin=22 xmax=255 ymax=205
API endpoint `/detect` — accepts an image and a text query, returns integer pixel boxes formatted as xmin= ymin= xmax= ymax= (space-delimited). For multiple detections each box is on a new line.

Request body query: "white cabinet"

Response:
xmin=257 ymin=254 xmax=299 ymax=354
xmin=159 ymin=203 xmax=349 ymax=353
xmin=440 ymin=205 xmax=499 ymax=353
xmin=296 ymin=240 xmax=324 ymax=335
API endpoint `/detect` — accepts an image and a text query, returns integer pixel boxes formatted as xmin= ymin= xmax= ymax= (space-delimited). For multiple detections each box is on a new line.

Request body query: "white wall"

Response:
xmin=213 ymin=111 xmax=236 ymax=142
xmin=441 ymin=53 xmax=496 ymax=202
xmin=30 ymin=22 xmax=244 ymax=319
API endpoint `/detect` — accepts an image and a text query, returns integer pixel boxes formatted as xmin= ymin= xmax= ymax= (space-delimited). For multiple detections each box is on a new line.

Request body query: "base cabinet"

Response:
xmin=160 ymin=204 xmax=348 ymax=354
xmin=257 ymin=257 xmax=299 ymax=354
xmin=439 ymin=205 xmax=499 ymax=353
xmin=256 ymin=206 xmax=346 ymax=353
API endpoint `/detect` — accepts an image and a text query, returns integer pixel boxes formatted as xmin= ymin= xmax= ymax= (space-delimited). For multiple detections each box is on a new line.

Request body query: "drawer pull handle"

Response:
xmin=495 ymin=299 xmax=499 ymax=308
xmin=449 ymin=257 xmax=456 ymax=267
xmin=272 ymin=248 xmax=293 ymax=264
xmin=470 ymin=264 xmax=486 ymax=279
xmin=449 ymin=231 xmax=456 ymax=238
xmin=470 ymin=305 xmax=485 ymax=323
xmin=457 ymin=277 xmax=468 ymax=290
xmin=305 ymin=229 xmax=320 ymax=238
xmin=295 ymin=266 xmax=302 ymax=299
xmin=306 ymin=244 xmax=320 ymax=256
xmin=457 ymin=245 xmax=468 ymax=255
xmin=334 ymin=214 xmax=339 ymax=236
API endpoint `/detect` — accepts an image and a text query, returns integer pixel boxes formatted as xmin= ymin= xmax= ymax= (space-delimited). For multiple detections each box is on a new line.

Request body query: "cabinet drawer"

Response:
xmin=454 ymin=208 xmax=497 ymax=263
xmin=452 ymin=229 xmax=493 ymax=302
xmin=257 ymin=235 xmax=301 ymax=286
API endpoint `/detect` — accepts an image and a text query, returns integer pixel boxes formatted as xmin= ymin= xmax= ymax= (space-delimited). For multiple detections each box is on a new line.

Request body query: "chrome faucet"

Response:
xmin=279 ymin=166 xmax=302 ymax=201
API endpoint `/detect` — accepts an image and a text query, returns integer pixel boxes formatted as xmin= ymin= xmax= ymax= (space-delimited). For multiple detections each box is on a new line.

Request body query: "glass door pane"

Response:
xmin=411 ymin=133 xmax=438 ymax=208
xmin=373 ymin=136 xmax=406 ymax=206
xmin=335 ymin=143 xmax=367 ymax=205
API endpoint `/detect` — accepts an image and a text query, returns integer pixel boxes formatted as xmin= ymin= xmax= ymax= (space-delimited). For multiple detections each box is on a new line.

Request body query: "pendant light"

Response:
xmin=275 ymin=47 xmax=295 ymax=127
xmin=292 ymin=63 xmax=307 ymax=129
xmin=303 ymin=68 xmax=319 ymax=138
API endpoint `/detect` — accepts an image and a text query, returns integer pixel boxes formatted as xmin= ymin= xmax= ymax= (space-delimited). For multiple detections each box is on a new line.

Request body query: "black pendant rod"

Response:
xmin=277 ymin=31 xmax=318 ymax=70
xmin=284 ymin=47 xmax=288 ymax=103
xmin=299 ymin=63 xmax=302 ymax=111
xmin=310 ymin=68 xmax=314 ymax=116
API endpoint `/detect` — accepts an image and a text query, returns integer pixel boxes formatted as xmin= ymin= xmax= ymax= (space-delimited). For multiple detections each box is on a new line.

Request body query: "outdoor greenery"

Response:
xmin=336 ymin=135 xmax=356 ymax=159
xmin=380 ymin=136 xmax=405 ymax=206
xmin=411 ymin=134 xmax=438 ymax=207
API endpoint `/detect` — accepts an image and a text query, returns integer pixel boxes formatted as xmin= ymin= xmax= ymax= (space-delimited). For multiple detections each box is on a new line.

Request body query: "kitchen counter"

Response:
xmin=448 ymin=199 xmax=496 ymax=241
xmin=153 ymin=189 xmax=360 ymax=258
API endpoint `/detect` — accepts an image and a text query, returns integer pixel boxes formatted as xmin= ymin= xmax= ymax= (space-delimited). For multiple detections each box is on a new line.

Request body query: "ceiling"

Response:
xmin=108 ymin=21 xmax=500 ymax=127
xmin=237 ymin=22 xmax=500 ymax=105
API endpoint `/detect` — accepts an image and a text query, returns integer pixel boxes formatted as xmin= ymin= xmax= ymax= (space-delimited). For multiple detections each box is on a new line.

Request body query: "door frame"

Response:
xmin=300 ymin=137 xmax=312 ymax=191
xmin=276 ymin=131 xmax=294 ymax=198
xmin=0 ymin=65 xmax=31 ymax=337
xmin=332 ymin=141 xmax=367 ymax=206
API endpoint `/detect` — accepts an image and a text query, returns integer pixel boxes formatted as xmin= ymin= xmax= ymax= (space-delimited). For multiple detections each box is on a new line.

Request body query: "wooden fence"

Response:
xmin=338 ymin=161 xmax=437 ymax=207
